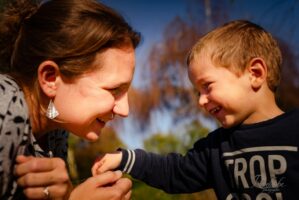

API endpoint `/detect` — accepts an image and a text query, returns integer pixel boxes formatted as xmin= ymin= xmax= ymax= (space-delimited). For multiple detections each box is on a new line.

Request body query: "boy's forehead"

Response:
xmin=188 ymin=56 xmax=209 ymax=81
xmin=190 ymin=51 xmax=212 ymax=68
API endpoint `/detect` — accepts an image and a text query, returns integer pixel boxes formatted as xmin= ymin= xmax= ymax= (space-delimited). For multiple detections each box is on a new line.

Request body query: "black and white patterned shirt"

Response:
xmin=0 ymin=74 xmax=68 ymax=199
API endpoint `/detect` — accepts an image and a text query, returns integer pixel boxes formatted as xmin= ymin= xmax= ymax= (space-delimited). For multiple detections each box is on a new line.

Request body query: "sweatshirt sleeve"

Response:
xmin=118 ymin=137 xmax=213 ymax=194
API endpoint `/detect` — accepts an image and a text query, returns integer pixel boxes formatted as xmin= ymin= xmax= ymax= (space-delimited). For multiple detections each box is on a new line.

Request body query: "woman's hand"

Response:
xmin=69 ymin=170 xmax=132 ymax=200
xmin=15 ymin=155 xmax=72 ymax=200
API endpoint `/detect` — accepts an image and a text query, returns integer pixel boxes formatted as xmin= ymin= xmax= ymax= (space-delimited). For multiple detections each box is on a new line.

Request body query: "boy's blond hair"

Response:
xmin=187 ymin=20 xmax=282 ymax=92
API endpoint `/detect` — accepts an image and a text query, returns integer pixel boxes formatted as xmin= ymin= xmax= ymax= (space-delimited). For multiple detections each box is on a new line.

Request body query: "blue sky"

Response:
xmin=101 ymin=0 xmax=189 ymax=87
xmin=100 ymin=0 xmax=299 ymax=148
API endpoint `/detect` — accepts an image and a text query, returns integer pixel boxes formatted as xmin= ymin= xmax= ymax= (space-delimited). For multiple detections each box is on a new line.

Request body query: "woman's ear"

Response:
xmin=247 ymin=57 xmax=267 ymax=90
xmin=38 ymin=60 xmax=60 ymax=98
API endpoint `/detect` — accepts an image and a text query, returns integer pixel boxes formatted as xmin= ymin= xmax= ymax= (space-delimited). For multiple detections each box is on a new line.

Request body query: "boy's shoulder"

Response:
xmin=195 ymin=109 xmax=299 ymax=144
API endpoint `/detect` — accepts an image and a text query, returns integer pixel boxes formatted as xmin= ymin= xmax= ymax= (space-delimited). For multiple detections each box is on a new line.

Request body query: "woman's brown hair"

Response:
xmin=0 ymin=0 xmax=140 ymax=83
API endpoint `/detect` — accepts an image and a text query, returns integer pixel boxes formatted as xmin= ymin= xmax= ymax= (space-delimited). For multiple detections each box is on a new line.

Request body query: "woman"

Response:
xmin=0 ymin=0 xmax=140 ymax=199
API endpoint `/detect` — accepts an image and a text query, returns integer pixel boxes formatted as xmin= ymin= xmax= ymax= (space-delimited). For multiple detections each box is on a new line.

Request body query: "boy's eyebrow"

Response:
xmin=194 ymin=76 xmax=208 ymax=84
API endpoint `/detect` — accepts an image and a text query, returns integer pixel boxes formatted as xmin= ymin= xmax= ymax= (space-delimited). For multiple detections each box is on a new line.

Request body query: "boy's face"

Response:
xmin=188 ymin=52 xmax=257 ymax=128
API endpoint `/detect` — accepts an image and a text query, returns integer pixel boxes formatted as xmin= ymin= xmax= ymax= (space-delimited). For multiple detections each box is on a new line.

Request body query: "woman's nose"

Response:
xmin=113 ymin=93 xmax=129 ymax=117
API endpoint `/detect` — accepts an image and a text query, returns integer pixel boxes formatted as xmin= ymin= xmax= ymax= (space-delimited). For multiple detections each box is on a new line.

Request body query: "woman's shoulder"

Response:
xmin=0 ymin=74 xmax=28 ymax=123
xmin=0 ymin=74 xmax=21 ymax=93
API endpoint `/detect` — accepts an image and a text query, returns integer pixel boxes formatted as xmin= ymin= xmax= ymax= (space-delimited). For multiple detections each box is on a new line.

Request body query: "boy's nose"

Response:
xmin=113 ymin=93 xmax=129 ymax=117
xmin=198 ymin=94 xmax=209 ymax=107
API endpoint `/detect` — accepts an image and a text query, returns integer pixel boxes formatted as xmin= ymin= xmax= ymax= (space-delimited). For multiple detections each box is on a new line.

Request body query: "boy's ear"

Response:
xmin=38 ymin=60 xmax=60 ymax=98
xmin=247 ymin=57 xmax=267 ymax=90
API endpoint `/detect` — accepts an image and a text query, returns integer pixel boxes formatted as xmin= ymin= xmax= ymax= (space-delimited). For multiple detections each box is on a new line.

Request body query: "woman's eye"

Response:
xmin=192 ymin=88 xmax=200 ymax=97
xmin=109 ymin=88 xmax=120 ymax=95
xmin=108 ymin=87 xmax=125 ymax=97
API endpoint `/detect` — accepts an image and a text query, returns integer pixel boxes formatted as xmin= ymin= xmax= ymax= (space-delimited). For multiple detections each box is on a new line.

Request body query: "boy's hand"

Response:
xmin=92 ymin=151 xmax=123 ymax=176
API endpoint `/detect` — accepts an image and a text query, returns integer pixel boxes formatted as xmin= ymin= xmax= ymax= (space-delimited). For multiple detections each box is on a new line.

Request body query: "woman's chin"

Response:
xmin=86 ymin=131 xmax=101 ymax=141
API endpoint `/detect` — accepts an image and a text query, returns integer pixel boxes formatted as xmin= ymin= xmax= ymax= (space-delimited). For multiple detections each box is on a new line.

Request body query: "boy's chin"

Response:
xmin=220 ymin=120 xmax=236 ymax=129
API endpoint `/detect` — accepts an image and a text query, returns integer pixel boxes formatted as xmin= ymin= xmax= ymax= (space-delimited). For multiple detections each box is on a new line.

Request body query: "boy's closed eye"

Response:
xmin=193 ymin=82 xmax=212 ymax=97
xmin=202 ymin=82 xmax=212 ymax=90
xmin=200 ymin=82 xmax=214 ymax=94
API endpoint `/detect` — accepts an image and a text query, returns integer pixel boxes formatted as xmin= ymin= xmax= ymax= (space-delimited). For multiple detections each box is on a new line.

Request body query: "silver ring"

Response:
xmin=43 ymin=186 xmax=50 ymax=199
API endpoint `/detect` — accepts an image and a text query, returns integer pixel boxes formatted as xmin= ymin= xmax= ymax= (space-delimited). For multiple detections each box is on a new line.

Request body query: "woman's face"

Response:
xmin=54 ymin=46 xmax=135 ymax=141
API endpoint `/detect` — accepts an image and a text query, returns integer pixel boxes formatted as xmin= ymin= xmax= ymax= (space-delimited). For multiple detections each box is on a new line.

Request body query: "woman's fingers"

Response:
xmin=123 ymin=190 xmax=132 ymax=200
xmin=69 ymin=171 xmax=132 ymax=200
xmin=22 ymin=183 xmax=69 ymax=200
xmin=15 ymin=156 xmax=66 ymax=176
xmin=91 ymin=170 xmax=123 ymax=187
xmin=114 ymin=177 xmax=132 ymax=196
xmin=17 ymin=169 xmax=69 ymax=187
xmin=14 ymin=156 xmax=72 ymax=200
xmin=15 ymin=155 xmax=34 ymax=163
xmin=15 ymin=157 xmax=68 ymax=187
xmin=94 ymin=177 xmax=132 ymax=200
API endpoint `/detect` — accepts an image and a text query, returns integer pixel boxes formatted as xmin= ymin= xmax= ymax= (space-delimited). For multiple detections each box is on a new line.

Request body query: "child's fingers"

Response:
xmin=91 ymin=162 xmax=101 ymax=176
xmin=93 ymin=154 xmax=105 ymax=164
xmin=92 ymin=155 xmax=106 ymax=176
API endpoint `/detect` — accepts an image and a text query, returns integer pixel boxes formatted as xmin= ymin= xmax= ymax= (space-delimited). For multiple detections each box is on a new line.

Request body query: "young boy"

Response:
xmin=92 ymin=20 xmax=299 ymax=200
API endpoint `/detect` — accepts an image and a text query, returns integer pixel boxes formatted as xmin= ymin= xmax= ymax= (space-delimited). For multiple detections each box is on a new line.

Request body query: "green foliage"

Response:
xmin=0 ymin=0 xmax=5 ymax=11
xmin=144 ymin=132 xmax=182 ymax=154
xmin=180 ymin=120 xmax=210 ymax=151
xmin=144 ymin=120 xmax=209 ymax=154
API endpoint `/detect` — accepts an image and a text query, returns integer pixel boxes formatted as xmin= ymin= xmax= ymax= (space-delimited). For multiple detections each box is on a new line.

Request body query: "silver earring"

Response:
xmin=46 ymin=99 xmax=59 ymax=119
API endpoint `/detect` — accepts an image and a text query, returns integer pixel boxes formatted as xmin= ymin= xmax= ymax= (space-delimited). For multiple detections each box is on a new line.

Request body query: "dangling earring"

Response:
xmin=46 ymin=99 xmax=59 ymax=119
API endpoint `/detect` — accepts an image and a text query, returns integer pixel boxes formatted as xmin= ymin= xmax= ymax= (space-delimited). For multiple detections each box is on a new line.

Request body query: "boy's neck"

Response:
xmin=243 ymin=90 xmax=284 ymax=125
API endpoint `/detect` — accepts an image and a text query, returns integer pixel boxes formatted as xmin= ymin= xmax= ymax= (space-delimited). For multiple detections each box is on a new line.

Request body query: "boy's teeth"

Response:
xmin=97 ymin=118 xmax=104 ymax=122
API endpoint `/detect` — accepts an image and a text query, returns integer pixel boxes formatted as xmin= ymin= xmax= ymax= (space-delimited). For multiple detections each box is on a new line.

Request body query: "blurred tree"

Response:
xmin=0 ymin=0 xmax=6 ymax=11
xmin=128 ymin=0 xmax=230 ymax=128
xmin=128 ymin=0 xmax=299 ymax=130
xmin=144 ymin=132 xmax=181 ymax=154
xmin=276 ymin=40 xmax=299 ymax=111
xmin=143 ymin=120 xmax=210 ymax=154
